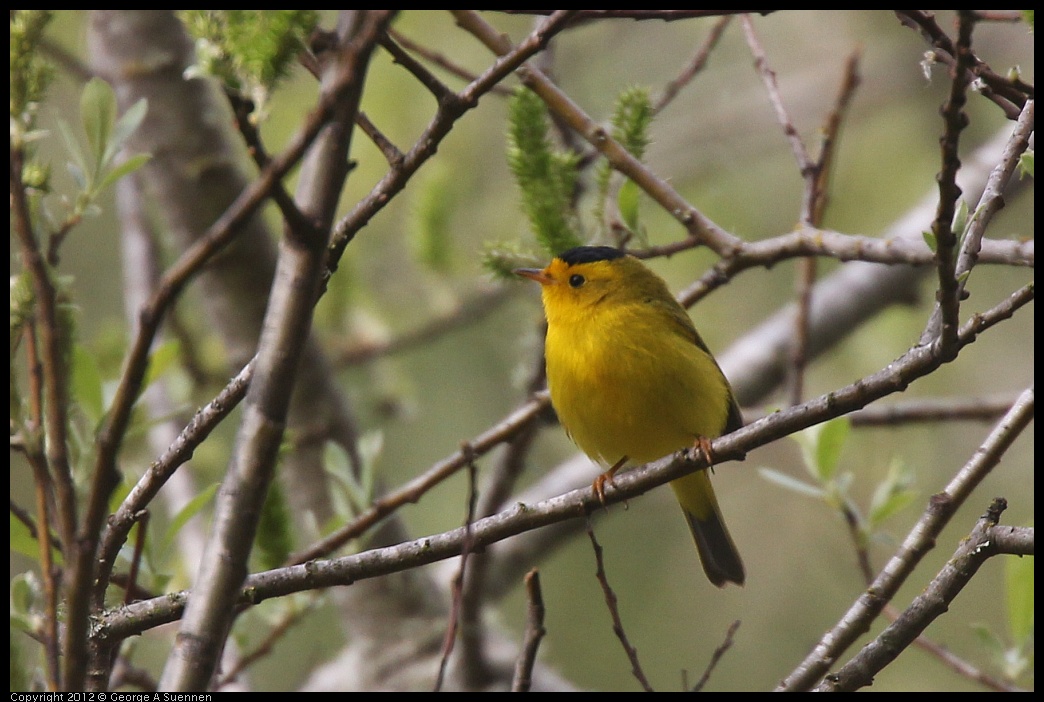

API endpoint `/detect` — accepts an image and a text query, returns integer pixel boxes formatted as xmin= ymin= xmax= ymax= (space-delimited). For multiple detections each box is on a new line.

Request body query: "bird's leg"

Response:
xmin=694 ymin=435 xmax=715 ymax=470
xmin=593 ymin=456 xmax=628 ymax=508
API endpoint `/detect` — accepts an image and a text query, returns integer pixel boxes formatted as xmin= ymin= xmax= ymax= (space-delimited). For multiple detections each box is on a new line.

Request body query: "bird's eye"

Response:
xmin=568 ymin=274 xmax=585 ymax=288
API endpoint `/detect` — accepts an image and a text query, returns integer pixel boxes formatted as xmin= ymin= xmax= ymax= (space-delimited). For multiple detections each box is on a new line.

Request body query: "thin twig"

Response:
xmin=454 ymin=9 xmax=744 ymax=258
xmin=688 ymin=620 xmax=741 ymax=692
xmin=585 ymin=515 xmax=653 ymax=691
xmin=779 ymin=385 xmax=1035 ymax=691
xmin=653 ymin=15 xmax=732 ymax=113
xmin=334 ymin=287 xmax=514 ymax=366
xmin=12 ymin=140 xmax=80 ymax=690
xmin=846 ymin=393 xmax=1020 ymax=426
xmin=741 ymin=15 xmax=813 ymax=171
xmin=214 ymin=596 xmax=321 ymax=689
xmin=894 ymin=10 xmax=1032 ymax=118
xmin=924 ymin=10 xmax=976 ymax=353
xmin=511 ymin=569 xmax=547 ymax=692
xmin=286 ymin=393 xmax=549 ymax=565
xmin=122 ymin=511 xmax=149 ymax=606
xmin=380 ymin=31 xmax=460 ymax=102
xmin=18 ymin=323 xmax=60 ymax=688
xmin=434 ymin=447 xmax=483 ymax=691
xmin=387 ymin=27 xmax=514 ymax=96
xmin=96 ymin=287 xmax=1034 ymax=645
xmin=819 ymin=499 xmax=1025 ymax=691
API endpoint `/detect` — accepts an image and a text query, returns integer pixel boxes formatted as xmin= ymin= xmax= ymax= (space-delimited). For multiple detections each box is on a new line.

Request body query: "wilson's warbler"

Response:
xmin=515 ymin=245 xmax=745 ymax=587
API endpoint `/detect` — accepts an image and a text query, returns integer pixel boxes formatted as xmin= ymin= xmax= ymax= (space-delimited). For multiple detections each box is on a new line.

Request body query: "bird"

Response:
xmin=515 ymin=245 xmax=745 ymax=587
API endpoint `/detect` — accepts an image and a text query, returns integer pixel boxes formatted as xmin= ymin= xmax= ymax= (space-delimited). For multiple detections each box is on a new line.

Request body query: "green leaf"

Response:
xmin=757 ymin=467 xmax=826 ymax=499
xmin=56 ymin=118 xmax=89 ymax=190
xmin=868 ymin=457 xmax=917 ymax=527
xmin=1005 ymin=544 xmax=1034 ymax=644
xmin=97 ymin=152 xmax=151 ymax=194
xmin=1018 ymin=150 xmax=1033 ymax=179
xmin=256 ymin=482 xmax=293 ymax=571
xmin=815 ymin=418 xmax=849 ymax=482
xmin=163 ymin=483 xmax=219 ymax=549
xmin=65 ymin=160 xmax=87 ymax=191
xmin=9 ymin=572 xmax=42 ymax=631
xmin=617 ymin=179 xmax=641 ymax=232
xmin=922 ymin=229 xmax=937 ymax=253
xmin=71 ymin=344 xmax=105 ymax=426
xmin=951 ymin=198 xmax=969 ymax=240
xmin=324 ymin=432 xmax=382 ymax=520
xmin=794 ymin=418 xmax=849 ymax=484
xmin=10 ymin=514 xmax=41 ymax=562
xmin=81 ymin=77 xmax=117 ymax=178
xmin=105 ymin=98 xmax=149 ymax=166
xmin=142 ymin=339 xmax=182 ymax=390
xmin=324 ymin=439 xmax=357 ymax=521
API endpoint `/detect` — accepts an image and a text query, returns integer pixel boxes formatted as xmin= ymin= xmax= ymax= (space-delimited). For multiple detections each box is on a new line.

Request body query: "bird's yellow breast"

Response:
xmin=544 ymin=295 xmax=731 ymax=466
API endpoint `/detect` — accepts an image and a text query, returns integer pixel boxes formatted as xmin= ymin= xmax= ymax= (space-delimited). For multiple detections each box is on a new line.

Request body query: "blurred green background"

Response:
xmin=11 ymin=11 xmax=1033 ymax=691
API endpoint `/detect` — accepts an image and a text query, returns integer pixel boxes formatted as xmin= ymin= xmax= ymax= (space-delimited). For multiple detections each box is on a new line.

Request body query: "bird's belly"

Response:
xmin=547 ymin=335 xmax=727 ymax=466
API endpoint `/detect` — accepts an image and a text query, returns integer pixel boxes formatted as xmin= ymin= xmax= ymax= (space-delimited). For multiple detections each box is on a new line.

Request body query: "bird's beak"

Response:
xmin=513 ymin=267 xmax=554 ymax=285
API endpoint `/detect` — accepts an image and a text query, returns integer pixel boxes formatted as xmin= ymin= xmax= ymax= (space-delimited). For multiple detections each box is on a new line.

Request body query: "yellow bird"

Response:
xmin=515 ymin=245 xmax=744 ymax=587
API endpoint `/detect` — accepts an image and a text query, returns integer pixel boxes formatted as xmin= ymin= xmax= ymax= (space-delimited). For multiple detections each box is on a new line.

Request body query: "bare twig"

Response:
xmin=585 ymin=516 xmax=653 ymax=691
xmin=12 ymin=136 xmax=80 ymax=691
xmin=511 ymin=570 xmax=547 ymax=692
xmin=286 ymin=393 xmax=550 ymax=565
xmin=924 ymin=10 xmax=976 ymax=354
xmin=501 ymin=10 xmax=770 ymax=22
xmin=819 ymin=499 xmax=1025 ymax=691
xmin=653 ymin=15 xmax=732 ymax=113
xmin=386 ymin=27 xmax=513 ymax=96
xmin=846 ymin=393 xmax=1021 ymax=426
xmin=741 ymin=15 xmax=814 ymax=172
xmin=17 ymin=324 xmax=61 ymax=689
xmin=214 ymin=596 xmax=321 ymax=689
xmin=158 ymin=12 xmax=397 ymax=691
xmin=334 ymin=287 xmax=515 ymax=366
xmin=96 ymin=320 xmax=1034 ymax=645
xmin=328 ymin=11 xmax=580 ymax=265
xmin=894 ymin=10 xmax=1032 ymax=118
xmin=454 ymin=9 xmax=744 ymax=258
xmin=688 ymin=620 xmax=741 ymax=692
xmin=778 ymin=385 xmax=1035 ymax=691
xmin=434 ymin=449 xmax=485 ymax=691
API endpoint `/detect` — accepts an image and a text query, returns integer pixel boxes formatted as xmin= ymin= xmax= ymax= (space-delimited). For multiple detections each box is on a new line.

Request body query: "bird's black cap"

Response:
xmin=557 ymin=246 xmax=626 ymax=266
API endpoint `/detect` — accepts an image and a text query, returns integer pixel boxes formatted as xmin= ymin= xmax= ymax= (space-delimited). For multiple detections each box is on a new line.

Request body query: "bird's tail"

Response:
xmin=670 ymin=470 xmax=745 ymax=587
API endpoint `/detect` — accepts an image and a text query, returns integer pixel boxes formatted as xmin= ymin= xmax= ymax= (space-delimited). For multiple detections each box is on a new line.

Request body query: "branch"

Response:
xmin=96 ymin=292 xmax=1033 ymax=646
xmin=511 ymin=570 xmax=547 ymax=692
xmin=454 ymin=10 xmax=744 ymax=257
xmin=924 ymin=10 xmax=975 ymax=354
xmin=327 ymin=10 xmax=580 ymax=265
xmin=894 ymin=10 xmax=1033 ymax=118
xmin=778 ymin=385 xmax=1035 ymax=691
xmin=653 ymin=15 xmax=732 ymax=113
xmin=287 ymin=393 xmax=550 ymax=565
xmin=157 ymin=12 xmax=395 ymax=691
xmin=819 ymin=499 xmax=1026 ymax=691
xmin=586 ymin=516 xmax=653 ymax=691
xmin=12 ymin=121 xmax=80 ymax=692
